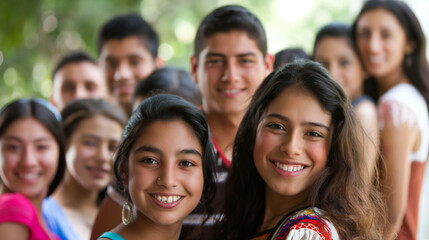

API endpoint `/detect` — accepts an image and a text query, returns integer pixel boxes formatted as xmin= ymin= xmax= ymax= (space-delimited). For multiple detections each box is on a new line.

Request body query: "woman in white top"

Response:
xmin=353 ymin=1 xmax=429 ymax=239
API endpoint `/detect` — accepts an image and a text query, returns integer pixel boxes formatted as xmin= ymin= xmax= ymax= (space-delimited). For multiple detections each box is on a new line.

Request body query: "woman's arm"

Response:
xmin=0 ymin=222 xmax=30 ymax=240
xmin=379 ymin=103 xmax=419 ymax=240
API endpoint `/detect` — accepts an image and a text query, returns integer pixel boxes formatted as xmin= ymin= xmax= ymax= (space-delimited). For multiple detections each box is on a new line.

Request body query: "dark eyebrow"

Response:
xmin=132 ymin=145 xmax=202 ymax=158
xmin=206 ymin=52 xmax=257 ymax=58
xmin=133 ymin=145 xmax=161 ymax=155
xmin=179 ymin=149 xmax=202 ymax=158
xmin=263 ymin=113 xmax=330 ymax=131
xmin=3 ymin=136 xmax=52 ymax=143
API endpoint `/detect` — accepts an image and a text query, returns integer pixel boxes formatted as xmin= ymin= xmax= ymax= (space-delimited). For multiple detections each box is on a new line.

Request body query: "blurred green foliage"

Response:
xmin=0 ymin=0 xmax=354 ymax=107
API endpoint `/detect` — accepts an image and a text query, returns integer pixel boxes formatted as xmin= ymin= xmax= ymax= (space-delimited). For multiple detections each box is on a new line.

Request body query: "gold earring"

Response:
xmin=122 ymin=202 xmax=133 ymax=225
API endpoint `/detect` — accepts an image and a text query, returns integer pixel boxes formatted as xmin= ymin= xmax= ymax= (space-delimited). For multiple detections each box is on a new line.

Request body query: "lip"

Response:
xmin=270 ymin=160 xmax=308 ymax=177
xmin=16 ymin=171 xmax=41 ymax=184
xmin=86 ymin=166 xmax=110 ymax=178
xmin=218 ymin=88 xmax=244 ymax=98
xmin=150 ymin=193 xmax=184 ymax=209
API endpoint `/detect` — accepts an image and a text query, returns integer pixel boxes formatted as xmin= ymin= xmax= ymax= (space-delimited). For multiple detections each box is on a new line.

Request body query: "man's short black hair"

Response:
xmin=97 ymin=13 xmax=159 ymax=59
xmin=52 ymin=51 xmax=96 ymax=80
xmin=194 ymin=5 xmax=267 ymax=58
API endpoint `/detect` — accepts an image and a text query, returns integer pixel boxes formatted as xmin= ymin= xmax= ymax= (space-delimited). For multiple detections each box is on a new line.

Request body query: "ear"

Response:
xmin=190 ymin=55 xmax=199 ymax=84
xmin=155 ymin=56 xmax=165 ymax=68
xmin=264 ymin=53 xmax=274 ymax=76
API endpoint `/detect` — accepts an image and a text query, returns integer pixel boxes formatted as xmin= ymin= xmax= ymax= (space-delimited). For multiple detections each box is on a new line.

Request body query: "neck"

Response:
xmin=52 ymin=171 xmax=99 ymax=210
xmin=117 ymin=213 xmax=182 ymax=240
xmin=259 ymin=189 xmax=310 ymax=232
xmin=376 ymin=68 xmax=410 ymax=95
xmin=204 ymin=110 xmax=242 ymax=161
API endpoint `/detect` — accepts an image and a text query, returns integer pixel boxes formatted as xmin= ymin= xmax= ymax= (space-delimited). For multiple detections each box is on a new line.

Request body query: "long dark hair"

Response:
xmin=218 ymin=60 xmax=387 ymax=239
xmin=0 ymin=98 xmax=66 ymax=196
xmin=114 ymin=94 xmax=216 ymax=221
xmin=352 ymin=0 xmax=429 ymax=107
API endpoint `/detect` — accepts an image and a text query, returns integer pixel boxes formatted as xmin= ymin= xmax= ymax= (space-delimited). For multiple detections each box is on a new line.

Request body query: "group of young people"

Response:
xmin=0 ymin=1 xmax=428 ymax=240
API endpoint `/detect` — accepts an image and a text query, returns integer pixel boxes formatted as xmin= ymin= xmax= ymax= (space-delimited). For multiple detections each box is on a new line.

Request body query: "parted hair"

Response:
xmin=218 ymin=60 xmax=387 ymax=239
xmin=114 ymin=94 xmax=216 ymax=220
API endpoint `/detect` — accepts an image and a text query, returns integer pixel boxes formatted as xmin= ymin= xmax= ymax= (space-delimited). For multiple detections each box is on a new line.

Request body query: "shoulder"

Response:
xmin=0 ymin=193 xmax=37 ymax=223
xmin=98 ymin=232 xmax=126 ymax=240
xmin=274 ymin=208 xmax=339 ymax=240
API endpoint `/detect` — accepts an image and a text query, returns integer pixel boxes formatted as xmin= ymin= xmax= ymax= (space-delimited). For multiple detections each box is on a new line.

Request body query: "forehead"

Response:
xmin=357 ymin=8 xmax=403 ymax=30
xmin=200 ymin=30 xmax=263 ymax=57
xmin=100 ymin=36 xmax=153 ymax=58
xmin=315 ymin=37 xmax=355 ymax=56
xmin=2 ymin=117 xmax=54 ymax=139
xmin=265 ymin=86 xmax=330 ymax=122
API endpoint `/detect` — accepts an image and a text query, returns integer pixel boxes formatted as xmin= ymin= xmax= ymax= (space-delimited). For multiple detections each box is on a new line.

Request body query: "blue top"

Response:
xmin=352 ymin=95 xmax=375 ymax=108
xmin=42 ymin=197 xmax=82 ymax=240
xmin=98 ymin=232 xmax=126 ymax=240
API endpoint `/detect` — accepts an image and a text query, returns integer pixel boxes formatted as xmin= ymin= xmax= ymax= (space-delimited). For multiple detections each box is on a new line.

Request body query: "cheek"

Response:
xmin=187 ymin=170 xmax=204 ymax=197
xmin=307 ymin=142 xmax=328 ymax=170
xmin=43 ymin=149 xmax=60 ymax=176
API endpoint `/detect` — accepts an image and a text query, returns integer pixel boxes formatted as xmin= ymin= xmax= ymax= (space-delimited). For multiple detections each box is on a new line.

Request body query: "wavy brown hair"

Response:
xmin=217 ymin=60 xmax=388 ymax=239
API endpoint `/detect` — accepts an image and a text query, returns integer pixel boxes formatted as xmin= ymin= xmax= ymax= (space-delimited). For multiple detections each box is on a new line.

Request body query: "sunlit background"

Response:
xmin=1 ymin=0 xmax=428 ymax=106
xmin=1 ymin=0 xmax=429 ymax=239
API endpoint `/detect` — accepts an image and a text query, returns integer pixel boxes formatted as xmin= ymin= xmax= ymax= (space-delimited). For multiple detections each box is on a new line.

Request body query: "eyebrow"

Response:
xmin=3 ymin=136 xmax=52 ymax=143
xmin=263 ymin=113 xmax=330 ymax=131
xmin=132 ymin=145 xmax=202 ymax=157
xmin=206 ymin=52 xmax=257 ymax=58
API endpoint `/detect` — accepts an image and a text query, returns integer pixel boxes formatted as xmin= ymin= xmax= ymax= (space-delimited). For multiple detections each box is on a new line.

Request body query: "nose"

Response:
xmin=156 ymin=163 xmax=178 ymax=188
xmin=279 ymin=131 xmax=303 ymax=157
xmin=328 ymin=64 xmax=343 ymax=86
xmin=73 ymin=84 xmax=89 ymax=100
xmin=20 ymin=146 xmax=37 ymax=168
xmin=221 ymin=60 xmax=239 ymax=82
xmin=95 ymin=143 xmax=112 ymax=163
xmin=113 ymin=63 xmax=133 ymax=82
xmin=368 ymin=34 xmax=382 ymax=54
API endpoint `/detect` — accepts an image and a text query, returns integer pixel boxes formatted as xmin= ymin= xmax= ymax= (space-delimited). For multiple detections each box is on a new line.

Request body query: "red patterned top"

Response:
xmin=251 ymin=207 xmax=340 ymax=240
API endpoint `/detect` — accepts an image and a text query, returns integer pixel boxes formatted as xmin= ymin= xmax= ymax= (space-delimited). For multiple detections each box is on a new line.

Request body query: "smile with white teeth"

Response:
xmin=369 ymin=56 xmax=384 ymax=64
xmin=18 ymin=173 xmax=39 ymax=180
xmin=223 ymin=89 xmax=240 ymax=94
xmin=274 ymin=162 xmax=305 ymax=172
xmin=152 ymin=195 xmax=182 ymax=204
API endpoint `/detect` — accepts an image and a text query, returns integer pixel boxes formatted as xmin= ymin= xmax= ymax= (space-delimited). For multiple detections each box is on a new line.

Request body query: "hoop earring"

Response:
xmin=122 ymin=202 xmax=133 ymax=225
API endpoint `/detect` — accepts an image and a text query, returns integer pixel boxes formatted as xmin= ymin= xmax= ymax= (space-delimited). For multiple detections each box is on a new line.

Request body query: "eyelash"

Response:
xmin=267 ymin=123 xmax=285 ymax=131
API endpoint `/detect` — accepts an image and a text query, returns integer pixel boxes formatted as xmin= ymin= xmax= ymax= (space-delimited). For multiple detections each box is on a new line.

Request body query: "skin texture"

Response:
xmin=51 ymin=62 xmax=108 ymax=111
xmin=102 ymin=120 xmax=204 ymax=240
xmin=190 ymin=30 xmax=273 ymax=160
xmin=99 ymin=36 xmax=163 ymax=115
xmin=51 ymin=115 xmax=123 ymax=240
xmin=253 ymin=87 xmax=332 ymax=231
xmin=314 ymin=36 xmax=379 ymax=183
xmin=356 ymin=8 xmax=418 ymax=239
xmin=0 ymin=117 xmax=59 ymax=240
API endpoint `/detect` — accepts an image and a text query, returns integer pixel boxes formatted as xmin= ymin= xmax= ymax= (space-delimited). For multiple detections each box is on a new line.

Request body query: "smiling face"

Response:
xmin=65 ymin=115 xmax=123 ymax=191
xmin=0 ymin=118 xmax=59 ymax=200
xmin=192 ymin=30 xmax=272 ymax=116
xmin=99 ymin=36 xmax=157 ymax=113
xmin=126 ymin=120 xmax=204 ymax=226
xmin=355 ymin=8 xmax=412 ymax=81
xmin=314 ymin=36 xmax=365 ymax=101
xmin=253 ymin=86 xmax=331 ymax=202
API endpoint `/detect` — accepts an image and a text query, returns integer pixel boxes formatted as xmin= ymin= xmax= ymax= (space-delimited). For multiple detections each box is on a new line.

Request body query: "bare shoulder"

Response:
xmin=0 ymin=222 xmax=30 ymax=240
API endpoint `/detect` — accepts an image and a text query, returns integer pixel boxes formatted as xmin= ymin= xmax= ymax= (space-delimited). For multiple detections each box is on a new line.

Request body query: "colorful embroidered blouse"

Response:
xmin=251 ymin=207 xmax=340 ymax=240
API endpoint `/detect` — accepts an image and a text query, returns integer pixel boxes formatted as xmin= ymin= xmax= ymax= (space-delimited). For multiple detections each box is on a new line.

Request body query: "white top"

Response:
xmin=378 ymin=83 xmax=429 ymax=163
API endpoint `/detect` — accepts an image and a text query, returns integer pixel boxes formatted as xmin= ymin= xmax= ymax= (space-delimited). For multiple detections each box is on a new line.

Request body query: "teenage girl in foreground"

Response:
xmin=217 ymin=60 xmax=387 ymax=239
xmin=98 ymin=94 xmax=216 ymax=240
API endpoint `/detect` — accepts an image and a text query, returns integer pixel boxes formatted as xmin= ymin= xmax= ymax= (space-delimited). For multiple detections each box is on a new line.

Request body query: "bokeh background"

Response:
xmin=0 ymin=0 xmax=429 ymax=239
xmin=1 ymin=1 xmax=429 ymax=238
xmin=3 ymin=0 xmax=428 ymax=107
